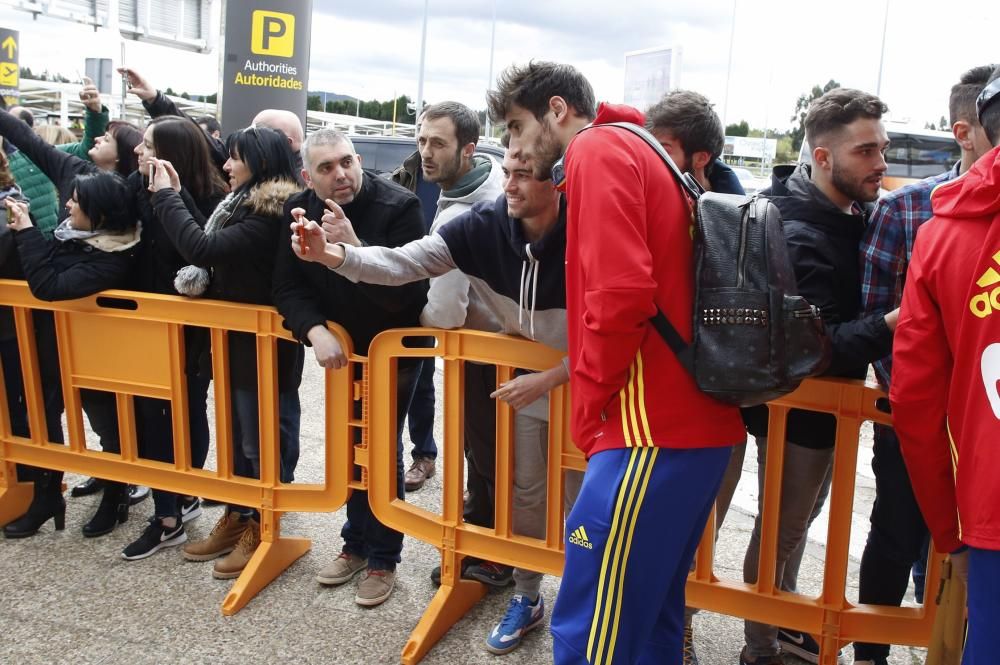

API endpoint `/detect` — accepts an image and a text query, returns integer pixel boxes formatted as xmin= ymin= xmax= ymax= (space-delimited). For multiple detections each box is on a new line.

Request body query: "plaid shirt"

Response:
xmin=860 ymin=163 xmax=961 ymax=387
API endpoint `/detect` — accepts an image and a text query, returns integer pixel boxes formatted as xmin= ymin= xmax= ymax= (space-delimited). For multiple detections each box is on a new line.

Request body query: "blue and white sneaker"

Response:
xmin=485 ymin=594 xmax=545 ymax=655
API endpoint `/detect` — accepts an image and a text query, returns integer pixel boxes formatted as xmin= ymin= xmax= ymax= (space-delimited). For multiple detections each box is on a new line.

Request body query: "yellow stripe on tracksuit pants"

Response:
xmin=550 ymin=358 xmax=734 ymax=663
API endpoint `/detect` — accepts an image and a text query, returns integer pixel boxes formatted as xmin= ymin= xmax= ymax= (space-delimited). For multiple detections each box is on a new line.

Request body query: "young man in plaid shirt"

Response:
xmin=855 ymin=64 xmax=996 ymax=665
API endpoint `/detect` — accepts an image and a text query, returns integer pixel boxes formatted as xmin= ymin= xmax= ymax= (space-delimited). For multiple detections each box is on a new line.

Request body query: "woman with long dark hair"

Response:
xmin=146 ymin=125 xmax=303 ymax=577
xmin=118 ymin=115 xmax=229 ymax=560
xmin=2 ymin=172 xmax=140 ymax=537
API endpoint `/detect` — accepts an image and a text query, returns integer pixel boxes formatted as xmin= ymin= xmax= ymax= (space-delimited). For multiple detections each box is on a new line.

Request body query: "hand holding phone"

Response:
xmin=293 ymin=210 xmax=309 ymax=252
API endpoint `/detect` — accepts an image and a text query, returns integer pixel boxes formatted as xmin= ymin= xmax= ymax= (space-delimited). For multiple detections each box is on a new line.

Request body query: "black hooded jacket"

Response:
xmin=272 ymin=173 xmax=427 ymax=354
xmin=742 ymin=164 xmax=893 ymax=448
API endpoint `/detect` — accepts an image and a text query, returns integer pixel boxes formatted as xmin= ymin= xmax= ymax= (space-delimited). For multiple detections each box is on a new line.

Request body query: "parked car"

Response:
xmin=730 ymin=166 xmax=769 ymax=195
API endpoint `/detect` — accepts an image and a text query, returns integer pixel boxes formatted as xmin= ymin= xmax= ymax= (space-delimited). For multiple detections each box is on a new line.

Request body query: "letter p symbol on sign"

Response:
xmin=251 ymin=10 xmax=295 ymax=57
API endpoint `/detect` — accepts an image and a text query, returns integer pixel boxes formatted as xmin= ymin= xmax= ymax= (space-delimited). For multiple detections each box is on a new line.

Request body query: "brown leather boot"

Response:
xmin=182 ymin=511 xmax=249 ymax=562
xmin=212 ymin=517 xmax=260 ymax=579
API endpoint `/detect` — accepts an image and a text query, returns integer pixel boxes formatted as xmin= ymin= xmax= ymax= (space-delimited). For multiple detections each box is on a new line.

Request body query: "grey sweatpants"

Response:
xmin=742 ymin=437 xmax=834 ymax=659
xmin=510 ymin=393 xmax=583 ymax=598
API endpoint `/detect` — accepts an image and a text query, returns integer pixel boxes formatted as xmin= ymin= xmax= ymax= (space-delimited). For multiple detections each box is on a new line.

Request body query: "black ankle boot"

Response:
xmin=82 ymin=481 xmax=129 ymax=538
xmin=3 ymin=469 xmax=66 ymax=538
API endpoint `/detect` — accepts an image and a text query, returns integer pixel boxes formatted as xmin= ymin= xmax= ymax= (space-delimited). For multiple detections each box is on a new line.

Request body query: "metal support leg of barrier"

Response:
xmin=926 ymin=555 xmax=967 ymax=665
xmin=0 ymin=461 xmax=33 ymax=526
xmin=221 ymin=510 xmax=311 ymax=616
xmin=401 ymin=554 xmax=489 ymax=665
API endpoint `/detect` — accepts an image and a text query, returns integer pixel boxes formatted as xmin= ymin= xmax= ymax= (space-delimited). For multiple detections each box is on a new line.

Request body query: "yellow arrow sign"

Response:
xmin=0 ymin=63 xmax=16 ymax=87
xmin=1 ymin=36 xmax=15 ymax=60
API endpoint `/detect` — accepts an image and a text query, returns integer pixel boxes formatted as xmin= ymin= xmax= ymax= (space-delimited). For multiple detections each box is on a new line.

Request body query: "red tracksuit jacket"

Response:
xmin=563 ymin=103 xmax=745 ymax=457
xmin=891 ymin=145 xmax=1000 ymax=552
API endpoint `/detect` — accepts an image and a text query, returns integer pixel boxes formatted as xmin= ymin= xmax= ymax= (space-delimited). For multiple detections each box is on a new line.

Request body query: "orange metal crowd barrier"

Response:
xmin=0 ymin=281 xmax=359 ymax=615
xmin=366 ymin=329 xmax=963 ymax=665
xmin=0 ymin=286 xmax=964 ymax=663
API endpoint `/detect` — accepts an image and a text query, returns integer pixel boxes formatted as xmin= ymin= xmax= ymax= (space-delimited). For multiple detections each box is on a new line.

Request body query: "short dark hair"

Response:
xmin=804 ymin=88 xmax=887 ymax=148
xmin=981 ymin=66 xmax=1000 ymax=146
xmin=949 ymin=65 xmax=996 ymax=127
xmin=196 ymin=116 xmax=221 ymax=136
xmin=73 ymin=172 xmax=137 ymax=233
xmin=106 ymin=120 xmax=142 ymax=177
xmin=645 ymin=90 xmax=725 ymax=163
xmin=487 ymin=61 xmax=596 ymax=124
xmin=421 ymin=101 xmax=480 ymax=148
xmin=149 ymin=116 xmax=227 ymax=201
xmin=225 ymin=126 xmax=298 ymax=194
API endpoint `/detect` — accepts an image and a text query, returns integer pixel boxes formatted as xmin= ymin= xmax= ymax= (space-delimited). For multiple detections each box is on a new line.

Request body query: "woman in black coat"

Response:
xmin=2 ymin=172 xmax=140 ymax=537
xmin=146 ymin=126 xmax=303 ymax=578
xmin=118 ymin=115 xmax=229 ymax=560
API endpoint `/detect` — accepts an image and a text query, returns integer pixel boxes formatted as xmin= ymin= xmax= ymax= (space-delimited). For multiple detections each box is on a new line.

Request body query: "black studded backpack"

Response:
xmin=592 ymin=123 xmax=831 ymax=407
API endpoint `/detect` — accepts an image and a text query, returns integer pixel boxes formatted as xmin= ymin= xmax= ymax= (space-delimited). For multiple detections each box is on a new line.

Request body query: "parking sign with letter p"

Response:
xmin=251 ymin=10 xmax=295 ymax=57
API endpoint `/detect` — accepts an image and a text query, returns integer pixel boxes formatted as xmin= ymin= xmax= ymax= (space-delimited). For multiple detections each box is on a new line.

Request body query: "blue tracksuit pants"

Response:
xmin=551 ymin=444 xmax=733 ymax=665
xmin=965 ymin=547 xmax=1000 ymax=664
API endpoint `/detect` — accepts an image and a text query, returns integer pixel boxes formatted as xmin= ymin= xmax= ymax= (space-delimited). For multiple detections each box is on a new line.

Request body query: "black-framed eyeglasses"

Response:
xmin=977 ymin=77 xmax=1000 ymax=123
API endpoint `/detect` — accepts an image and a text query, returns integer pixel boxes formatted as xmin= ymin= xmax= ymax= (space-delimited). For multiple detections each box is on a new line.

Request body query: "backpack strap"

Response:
xmin=577 ymin=121 xmax=698 ymax=378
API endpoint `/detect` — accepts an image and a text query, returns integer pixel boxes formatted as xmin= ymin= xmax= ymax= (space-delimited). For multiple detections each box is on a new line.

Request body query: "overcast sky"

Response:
xmin=5 ymin=0 xmax=999 ymax=130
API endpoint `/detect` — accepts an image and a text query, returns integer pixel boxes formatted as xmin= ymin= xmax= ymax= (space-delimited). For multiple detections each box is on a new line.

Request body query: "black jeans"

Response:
xmin=855 ymin=424 xmax=929 ymax=661
xmin=462 ymin=361 xmax=497 ymax=529
xmin=341 ymin=359 xmax=419 ymax=571
xmin=134 ymin=372 xmax=211 ymax=518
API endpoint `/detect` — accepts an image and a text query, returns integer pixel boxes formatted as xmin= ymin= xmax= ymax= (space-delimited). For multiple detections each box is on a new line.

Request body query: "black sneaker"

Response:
xmin=179 ymin=496 xmax=202 ymax=523
xmin=70 ymin=476 xmax=104 ymax=497
xmin=776 ymin=628 xmax=840 ymax=664
xmin=465 ymin=561 xmax=515 ymax=587
xmin=128 ymin=485 xmax=150 ymax=506
xmin=121 ymin=518 xmax=187 ymax=561
xmin=430 ymin=557 xmax=480 ymax=585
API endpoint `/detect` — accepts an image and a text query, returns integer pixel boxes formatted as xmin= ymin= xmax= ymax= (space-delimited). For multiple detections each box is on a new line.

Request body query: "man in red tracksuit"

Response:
xmin=488 ymin=61 xmax=744 ymax=665
xmin=890 ymin=69 xmax=1000 ymax=664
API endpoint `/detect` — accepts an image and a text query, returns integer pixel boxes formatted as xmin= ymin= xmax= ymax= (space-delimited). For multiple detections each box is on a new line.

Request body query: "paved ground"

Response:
xmin=0 ymin=359 xmax=928 ymax=665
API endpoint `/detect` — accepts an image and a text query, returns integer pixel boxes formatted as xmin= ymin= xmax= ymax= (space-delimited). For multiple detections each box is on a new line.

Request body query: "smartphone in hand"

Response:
xmin=296 ymin=221 xmax=309 ymax=253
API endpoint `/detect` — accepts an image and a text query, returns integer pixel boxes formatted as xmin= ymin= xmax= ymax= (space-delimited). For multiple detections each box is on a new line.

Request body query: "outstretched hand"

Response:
xmin=79 ymin=76 xmax=102 ymax=112
xmin=117 ymin=67 xmax=156 ymax=103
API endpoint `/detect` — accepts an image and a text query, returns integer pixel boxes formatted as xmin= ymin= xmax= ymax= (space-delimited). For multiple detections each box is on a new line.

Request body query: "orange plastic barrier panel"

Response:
xmin=0 ymin=281 xmax=358 ymax=615
xmin=366 ymin=329 xmax=583 ymax=664
xmin=366 ymin=330 xmax=958 ymax=665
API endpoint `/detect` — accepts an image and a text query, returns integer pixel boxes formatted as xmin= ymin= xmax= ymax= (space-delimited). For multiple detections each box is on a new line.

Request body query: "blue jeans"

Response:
xmin=341 ymin=360 xmax=418 ymax=571
xmin=230 ymin=385 xmax=301 ymax=483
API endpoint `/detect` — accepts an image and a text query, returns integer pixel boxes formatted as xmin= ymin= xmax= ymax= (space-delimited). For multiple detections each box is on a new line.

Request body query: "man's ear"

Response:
xmin=691 ymin=151 xmax=711 ymax=172
xmin=812 ymin=145 xmax=832 ymax=171
xmin=549 ymin=96 xmax=569 ymax=124
xmin=461 ymin=142 xmax=475 ymax=161
xmin=301 ymin=168 xmax=314 ymax=189
xmin=953 ymin=120 xmax=974 ymax=150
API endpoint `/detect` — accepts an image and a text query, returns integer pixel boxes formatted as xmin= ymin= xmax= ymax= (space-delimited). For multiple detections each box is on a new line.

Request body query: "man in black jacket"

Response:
xmin=738 ymin=89 xmax=899 ymax=665
xmin=272 ymin=128 xmax=427 ymax=608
